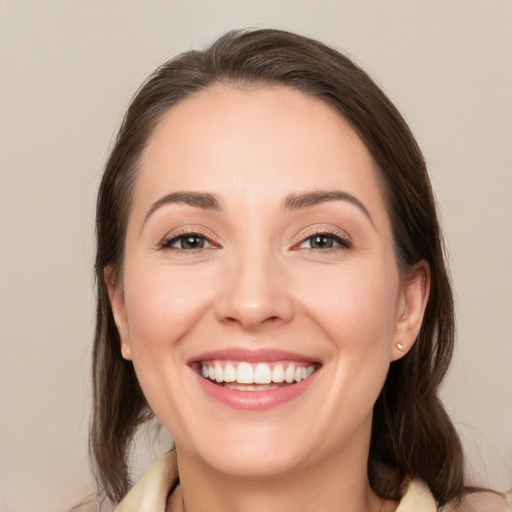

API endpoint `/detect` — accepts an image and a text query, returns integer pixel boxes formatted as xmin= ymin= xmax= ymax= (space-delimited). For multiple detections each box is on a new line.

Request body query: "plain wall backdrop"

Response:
xmin=0 ymin=1 xmax=511 ymax=510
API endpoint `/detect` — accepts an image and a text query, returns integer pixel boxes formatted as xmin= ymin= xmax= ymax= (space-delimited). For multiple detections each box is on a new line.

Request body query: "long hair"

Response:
xmin=92 ymin=28 xmax=463 ymax=505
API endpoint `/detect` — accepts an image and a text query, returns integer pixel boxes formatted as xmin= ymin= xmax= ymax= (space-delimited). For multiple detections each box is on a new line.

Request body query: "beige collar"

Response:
xmin=114 ymin=450 xmax=178 ymax=512
xmin=114 ymin=451 xmax=438 ymax=512
xmin=395 ymin=480 xmax=437 ymax=512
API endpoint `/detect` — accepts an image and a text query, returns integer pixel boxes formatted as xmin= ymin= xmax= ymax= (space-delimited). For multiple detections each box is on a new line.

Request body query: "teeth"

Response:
xmin=224 ymin=383 xmax=279 ymax=392
xmin=237 ymin=362 xmax=254 ymax=384
xmin=271 ymin=364 xmax=285 ymax=383
xmin=214 ymin=363 xmax=223 ymax=383
xmin=200 ymin=361 xmax=317 ymax=386
xmin=254 ymin=363 xmax=272 ymax=384
xmin=223 ymin=363 xmax=236 ymax=382
xmin=285 ymin=365 xmax=295 ymax=383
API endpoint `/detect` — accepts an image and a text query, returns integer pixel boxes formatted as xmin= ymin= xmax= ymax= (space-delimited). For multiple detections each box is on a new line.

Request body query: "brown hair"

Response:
xmin=92 ymin=28 xmax=464 ymax=506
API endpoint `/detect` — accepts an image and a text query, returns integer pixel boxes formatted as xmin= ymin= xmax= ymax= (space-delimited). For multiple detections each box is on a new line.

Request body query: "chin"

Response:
xmin=206 ymin=447 xmax=308 ymax=481
xmin=178 ymin=425 xmax=312 ymax=480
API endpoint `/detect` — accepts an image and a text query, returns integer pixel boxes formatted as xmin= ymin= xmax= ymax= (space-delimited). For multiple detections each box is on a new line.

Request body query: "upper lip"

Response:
xmin=188 ymin=348 xmax=319 ymax=364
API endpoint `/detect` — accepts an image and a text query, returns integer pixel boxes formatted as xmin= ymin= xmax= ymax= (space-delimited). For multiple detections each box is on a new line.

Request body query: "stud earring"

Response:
xmin=396 ymin=342 xmax=407 ymax=352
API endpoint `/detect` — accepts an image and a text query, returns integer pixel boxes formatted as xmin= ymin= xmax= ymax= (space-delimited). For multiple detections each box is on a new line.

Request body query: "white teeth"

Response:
xmin=254 ymin=363 xmax=272 ymax=384
xmin=271 ymin=364 xmax=285 ymax=383
xmin=200 ymin=361 xmax=317 ymax=386
xmin=224 ymin=383 xmax=279 ymax=392
xmin=214 ymin=363 xmax=223 ymax=383
xmin=237 ymin=362 xmax=254 ymax=384
xmin=223 ymin=363 xmax=236 ymax=382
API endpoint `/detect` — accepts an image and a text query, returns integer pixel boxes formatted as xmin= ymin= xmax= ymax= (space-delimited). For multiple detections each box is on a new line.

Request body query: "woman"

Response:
xmin=91 ymin=29 xmax=510 ymax=511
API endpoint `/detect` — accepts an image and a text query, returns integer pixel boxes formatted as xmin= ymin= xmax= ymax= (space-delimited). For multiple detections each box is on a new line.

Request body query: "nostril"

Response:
xmin=222 ymin=314 xmax=282 ymax=329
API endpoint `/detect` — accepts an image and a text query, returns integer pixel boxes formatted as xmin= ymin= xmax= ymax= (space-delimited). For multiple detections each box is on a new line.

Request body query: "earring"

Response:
xmin=396 ymin=342 xmax=406 ymax=352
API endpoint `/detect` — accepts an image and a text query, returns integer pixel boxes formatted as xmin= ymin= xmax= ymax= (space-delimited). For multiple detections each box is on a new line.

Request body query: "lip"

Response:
xmin=188 ymin=348 xmax=320 ymax=411
xmin=188 ymin=347 xmax=318 ymax=364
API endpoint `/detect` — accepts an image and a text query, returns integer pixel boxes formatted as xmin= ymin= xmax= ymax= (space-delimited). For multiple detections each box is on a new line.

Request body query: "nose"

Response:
xmin=214 ymin=249 xmax=295 ymax=331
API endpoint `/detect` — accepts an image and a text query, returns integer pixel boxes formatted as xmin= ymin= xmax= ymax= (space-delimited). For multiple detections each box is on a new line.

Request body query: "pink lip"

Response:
xmin=188 ymin=348 xmax=318 ymax=364
xmin=188 ymin=348 xmax=320 ymax=411
xmin=194 ymin=369 xmax=318 ymax=410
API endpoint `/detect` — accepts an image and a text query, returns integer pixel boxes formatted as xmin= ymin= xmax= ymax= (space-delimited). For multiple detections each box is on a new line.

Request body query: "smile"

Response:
xmin=200 ymin=360 xmax=316 ymax=389
xmin=189 ymin=349 xmax=320 ymax=409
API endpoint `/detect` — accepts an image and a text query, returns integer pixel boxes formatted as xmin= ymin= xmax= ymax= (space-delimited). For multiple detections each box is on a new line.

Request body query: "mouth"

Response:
xmin=195 ymin=360 xmax=317 ymax=391
xmin=188 ymin=349 xmax=320 ymax=409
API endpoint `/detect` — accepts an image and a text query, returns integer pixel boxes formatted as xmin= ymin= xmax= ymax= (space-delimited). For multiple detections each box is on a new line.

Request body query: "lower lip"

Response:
xmin=194 ymin=370 xmax=318 ymax=410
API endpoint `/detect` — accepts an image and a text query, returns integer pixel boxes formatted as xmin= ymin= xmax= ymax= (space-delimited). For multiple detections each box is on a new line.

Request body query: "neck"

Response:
xmin=171 ymin=442 xmax=386 ymax=512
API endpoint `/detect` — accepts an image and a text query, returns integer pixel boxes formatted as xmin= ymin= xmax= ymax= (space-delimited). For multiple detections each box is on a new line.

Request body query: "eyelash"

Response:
xmin=159 ymin=229 xmax=351 ymax=253
xmin=159 ymin=231 xmax=217 ymax=252
xmin=296 ymin=230 xmax=351 ymax=251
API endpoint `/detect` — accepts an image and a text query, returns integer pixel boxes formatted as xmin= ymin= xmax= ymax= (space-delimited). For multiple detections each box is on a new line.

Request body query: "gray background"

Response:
xmin=1 ymin=1 xmax=511 ymax=510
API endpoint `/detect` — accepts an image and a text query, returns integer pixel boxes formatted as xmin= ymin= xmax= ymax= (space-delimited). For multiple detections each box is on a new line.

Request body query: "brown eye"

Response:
xmin=299 ymin=233 xmax=351 ymax=250
xmin=309 ymin=235 xmax=334 ymax=249
xmin=180 ymin=236 xmax=205 ymax=249
xmin=161 ymin=234 xmax=213 ymax=250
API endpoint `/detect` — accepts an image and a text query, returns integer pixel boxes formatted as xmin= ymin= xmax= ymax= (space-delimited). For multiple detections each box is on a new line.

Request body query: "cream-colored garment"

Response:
xmin=114 ymin=451 xmax=179 ymax=512
xmin=114 ymin=450 xmax=511 ymax=512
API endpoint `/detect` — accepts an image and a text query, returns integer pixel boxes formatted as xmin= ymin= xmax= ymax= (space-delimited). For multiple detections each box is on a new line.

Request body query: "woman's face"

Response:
xmin=108 ymin=85 xmax=428 ymax=478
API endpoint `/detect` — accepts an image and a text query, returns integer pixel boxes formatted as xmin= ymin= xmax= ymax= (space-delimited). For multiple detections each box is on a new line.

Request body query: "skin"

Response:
xmin=107 ymin=85 xmax=430 ymax=512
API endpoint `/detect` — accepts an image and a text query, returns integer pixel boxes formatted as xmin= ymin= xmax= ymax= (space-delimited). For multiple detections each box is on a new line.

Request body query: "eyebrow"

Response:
xmin=283 ymin=190 xmax=373 ymax=225
xmin=144 ymin=191 xmax=222 ymax=225
xmin=143 ymin=189 xmax=373 ymax=226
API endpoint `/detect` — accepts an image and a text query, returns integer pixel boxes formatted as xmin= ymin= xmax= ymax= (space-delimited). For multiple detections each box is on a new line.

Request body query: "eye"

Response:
xmin=299 ymin=233 xmax=351 ymax=250
xmin=160 ymin=233 xmax=215 ymax=251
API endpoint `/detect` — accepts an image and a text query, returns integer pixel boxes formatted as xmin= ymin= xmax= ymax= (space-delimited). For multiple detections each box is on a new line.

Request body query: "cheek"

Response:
xmin=120 ymin=264 xmax=217 ymax=437
xmin=296 ymin=261 xmax=399 ymax=419
xmin=297 ymin=262 xmax=400 ymax=349
xmin=122 ymin=263 xmax=215 ymax=356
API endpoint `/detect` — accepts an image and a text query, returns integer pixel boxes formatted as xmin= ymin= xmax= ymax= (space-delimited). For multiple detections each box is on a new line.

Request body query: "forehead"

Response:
xmin=134 ymin=84 xmax=388 ymax=220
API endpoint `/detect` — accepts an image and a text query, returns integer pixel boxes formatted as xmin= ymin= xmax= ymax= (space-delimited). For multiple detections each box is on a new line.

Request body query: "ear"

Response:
xmin=104 ymin=267 xmax=133 ymax=360
xmin=391 ymin=260 xmax=431 ymax=361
